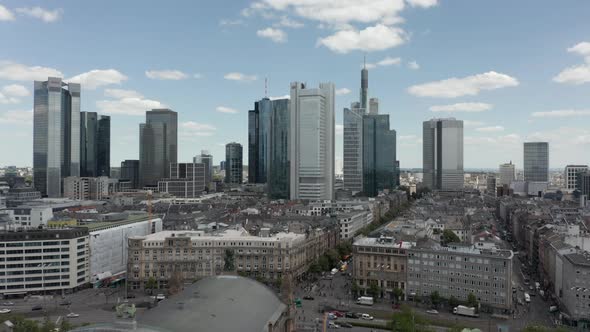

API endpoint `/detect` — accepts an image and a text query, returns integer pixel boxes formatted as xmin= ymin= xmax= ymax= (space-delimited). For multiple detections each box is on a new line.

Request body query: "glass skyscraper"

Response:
xmin=248 ymin=107 xmax=258 ymax=183
xmin=33 ymin=77 xmax=80 ymax=197
xmin=225 ymin=142 xmax=243 ymax=184
xmin=268 ymin=98 xmax=290 ymax=199
xmin=422 ymin=118 xmax=464 ymax=190
xmin=523 ymin=142 xmax=549 ymax=182
xmin=80 ymin=112 xmax=110 ymax=177
xmin=139 ymin=109 xmax=178 ymax=187
xmin=362 ymin=114 xmax=396 ymax=197
xmin=193 ymin=151 xmax=213 ymax=189
xmin=121 ymin=160 xmax=140 ymax=189
xmin=97 ymin=115 xmax=110 ymax=177
xmin=343 ymin=104 xmax=364 ymax=194
xmin=248 ymin=98 xmax=272 ymax=183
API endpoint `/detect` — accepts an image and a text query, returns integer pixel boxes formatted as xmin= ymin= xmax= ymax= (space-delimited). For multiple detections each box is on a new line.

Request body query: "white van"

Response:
xmin=361 ymin=313 xmax=373 ymax=320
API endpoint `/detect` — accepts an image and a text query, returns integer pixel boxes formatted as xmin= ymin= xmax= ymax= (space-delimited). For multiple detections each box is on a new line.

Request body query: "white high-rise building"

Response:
xmin=289 ymin=82 xmax=335 ymax=200
xmin=565 ymin=165 xmax=588 ymax=192
xmin=499 ymin=161 xmax=516 ymax=186
xmin=343 ymin=103 xmax=364 ymax=194
xmin=422 ymin=118 xmax=464 ymax=190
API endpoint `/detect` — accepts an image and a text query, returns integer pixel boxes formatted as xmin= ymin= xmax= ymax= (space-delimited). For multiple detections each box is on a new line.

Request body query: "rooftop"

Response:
xmin=564 ymin=252 xmax=590 ymax=267
xmin=353 ymin=236 xmax=414 ymax=249
xmin=131 ymin=227 xmax=305 ymax=243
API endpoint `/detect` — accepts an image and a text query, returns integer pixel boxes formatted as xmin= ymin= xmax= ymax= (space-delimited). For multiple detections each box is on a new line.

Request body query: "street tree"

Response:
xmin=393 ymin=287 xmax=404 ymax=303
xmin=145 ymin=276 xmax=157 ymax=295
xmin=442 ymin=229 xmax=461 ymax=244
xmin=430 ymin=291 xmax=441 ymax=308
xmin=467 ymin=292 xmax=478 ymax=308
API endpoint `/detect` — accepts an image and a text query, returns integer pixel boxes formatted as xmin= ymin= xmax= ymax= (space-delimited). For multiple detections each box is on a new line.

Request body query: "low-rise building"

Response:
xmin=64 ymin=176 xmax=111 ymax=200
xmin=560 ymin=251 xmax=590 ymax=326
xmin=6 ymin=206 xmax=53 ymax=227
xmin=337 ymin=211 xmax=371 ymax=239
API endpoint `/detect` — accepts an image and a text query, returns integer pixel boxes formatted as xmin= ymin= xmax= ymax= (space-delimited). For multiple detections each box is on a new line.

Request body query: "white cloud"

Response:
xmin=97 ymin=89 xmax=166 ymax=116
xmin=476 ymin=126 xmax=504 ymax=133
xmin=408 ymin=71 xmax=519 ymax=98
xmin=0 ymin=84 xmax=29 ymax=104
xmin=567 ymin=42 xmax=590 ymax=61
xmin=317 ymin=24 xmax=406 ymax=53
xmin=145 ymin=70 xmax=189 ymax=80
xmin=0 ymin=93 xmax=18 ymax=104
xmin=335 ymin=88 xmax=351 ymax=95
xmin=377 ymin=56 xmax=401 ymax=66
xmin=335 ymin=124 xmax=343 ymax=135
xmin=16 ymin=7 xmax=62 ymax=22
xmin=216 ymin=106 xmax=239 ymax=114
xmin=553 ymin=41 xmax=590 ymax=85
xmin=224 ymin=72 xmax=258 ymax=82
xmin=219 ymin=19 xmax=244 ymax=26
xmin=0 ymin=61 xmax=62 ymax=81
xmin=364 ymin=63 xmax=377 ymax=70
xmin=180 ymin=121 xmax=217 ymax=137
xmin=0 ymin=5 xmax=14 ymax=21
xmin=430 ymin=102 xmax=492 ymax=113
xmin=531 ymin=109 xmax=590 ymax=118
xmin=406 ymin=0 xmax=438 ymax=8
xmin=408 ymin=60 xmax=420 ymax=70
xmin=257 ymin=27 xmax=287 ymax=43
xmin=269 ymin=95 xmax=290 ymax=100
xmin=463 ymin=120 xmax=485 ymax=127
xmin=67 ymin=69 xmax=127 ymax=89
xmin=275 ymin=16 xmax=304 ymax=28
xmin=0 ymin=110 xmax=32 ymax=124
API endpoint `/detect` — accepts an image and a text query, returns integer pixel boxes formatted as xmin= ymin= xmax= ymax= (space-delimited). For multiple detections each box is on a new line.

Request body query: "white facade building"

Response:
xmin=498 ymin=162 xmax=516 ymax=186
xmin=565 ymin=165 xmax=588 ymax=192
xmin=7 ymin=206 xmax=53 ymax=228
xmin=289 ymin=82 xmax=335 ymax=200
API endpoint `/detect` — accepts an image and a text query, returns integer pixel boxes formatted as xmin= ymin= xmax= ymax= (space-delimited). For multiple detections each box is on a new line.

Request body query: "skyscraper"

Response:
xmin=343 ymin=104 xmax=364 ymax=194
xmin=363 ymin=114 xmax=396 ymax=197
xmin=225 ymin=142 xmax=243 ymax=184
xmin=498 ymin=161 xmax=516 ymax=186
xmin=139 ymin=109 xmax=178 ymax=187
xmin=248 ymin=105 xmax=259 ymax=183
xmin=565 ymin=165 xmax=588 ymax=191
xmin=268 ymin=98 xmax=290 ymax=199
xmin=369 ymin=98 xmax=379 ymax=115
xmin=80 ymin=112 xmax=110 ymax=177
xmin=523 ymin=142 xmax=549 ymax=182
xmin=33 ymin=77 xmax=80 ymax=197
xmin=248 ymin=98 xmax=275 ymax=184
xmin=120 ymin=160 xmax=140 ymax=189
xmin=289 ymin=82 xmax=335 ymax=200
xmin=194 ymin=150 xmax=213 ymax=188
xmin=360 ymin=61 xmax=368 ymax=110
xmin=422 ymin=118 xmax=464 ymax=190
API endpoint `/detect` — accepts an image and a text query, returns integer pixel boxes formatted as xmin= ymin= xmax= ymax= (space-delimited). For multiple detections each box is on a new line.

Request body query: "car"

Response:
xmin=0 ymin=309 xmax=11 ymax=314
xmin=327 ymin=313 xmax=337 ymax=320
xmin=328 ymin=322 xmax=340 ymax=329
xmin=426 ymin=309 xmax=439 ymax=315
xmin=31 ymin=305 xmax=43 ymax=311
xmin=156 ymin=294 xmax=166 ymax=300
xmin=339 ymin=322 xmax=353 ymax=328
xmin=361 ymin=313 xmax=373 ymax=320
xmin=303 ymin=295 xmax=315 ymax=300
xmin=2 ymin=302 xmax=14 ymax=306
xmin=59 ymin=300 xmax=72 ymax=306
xmin=66 ymin=312 xmax=80 ymax=318
xmin=345 ymin=312 xmax=359 ymax=319
xmin=330 ymin=311 xmax=344 ymax=317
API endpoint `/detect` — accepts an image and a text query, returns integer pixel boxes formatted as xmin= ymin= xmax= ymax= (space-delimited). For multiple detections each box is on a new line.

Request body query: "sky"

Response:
xmin=0 ymin=0 xmax=589 ymax=170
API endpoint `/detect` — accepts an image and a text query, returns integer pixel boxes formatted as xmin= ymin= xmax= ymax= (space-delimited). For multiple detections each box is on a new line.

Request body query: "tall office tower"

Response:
xmin=422 ymin=118 xmax=464 ymax=190
xmin=395 ymin=160 xmax=400 ymax=186
xmin=565 ymin=165 xmax=588 ymax=191
xmin=80 ymin=112 xmax=110 ymax=177
xmin=248 ymin=98 xmax=273 ymax=183
xmin=498 ymin=161 xmax=516 ymax=186
xmin=33 ymin=77 xmax=81 ymax=197
xmin=577 ymin=171 xmax=590 ymax=197
xmin=362 ymin=114 xmax=396 ymax=197
xmin=268 ymin=98 xmax=290 ymax=199
xmin=120 ymin=160 xmax=140 ymax=189
xmin=487 ymin=175 xmax=497 ymax=196
xmin=289 ymin=82 xmax=335 ymax=200
xmin=139 ymin=109 xmax=178 ymax=187
xmin=193 ymin=150 xmax=213 ymax=187
xmin=369 ymin=98 xmax=379 ymax=115
xmin=343 ymin=104 xmax=364 ymax=194
xmin=360 ymin=62 xmax=368 ymax=110
xmin=248 ymin=106 xmax=259 ymax=183
xmin=220 ymin=161 xmax=226 ymax=171
xmin=225 ymin=142 xmax=243 ymax=184
xmin=523 ymin=142 xmax=549 ymax=182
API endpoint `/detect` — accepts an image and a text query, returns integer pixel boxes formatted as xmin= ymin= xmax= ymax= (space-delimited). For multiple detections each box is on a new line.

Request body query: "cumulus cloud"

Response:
xmin=0 ymin=5 xmax=14 ymax=21
xmin=429 ymin=102 xmax=492 ymax=113
xmin=145 ymin=70 xmax=189 ymax=80
xmin=270 ymin=95 xmax=290 ymax=100
xmin=180 ymin=121 xmax=217 ymax=137
xmin=67 ymin=69 xmax=127 ymax=89
xmin=335 ymin=88 xmax=351 ymax=95
xmin=553 ymin=41 xmax=590 ymax=85
xmin=0 ymin=110 xmax=32 ymax=124
xmin=317 ymin=24 xmax=406 ymax=53
xmin=0 ymin=84 xmax=30 ymax=104
xmin=476 ymin=126 xmax=504 ymax=133
xmin=16 ymin=7 xmax=62 ymax=22
xmin=408 ymin=60 xmax=420 ymax=70
xmin=257 ymin=27 xmax=287 ymax=42
xmin=96 ymin=89 xmax=166 ymax=116
xmin=216 ymin=106 xmax=239 ymax=114
xmin=224 ymin=72 xmax=258 ymax=82
xmin=0 ymin=61 xmax=62 ymax=81
xmin=568 ymin=41 xmax=590 ymax=60
xmin=274 ymin=16 xmax=304 ymax=28
xmin=377 ymin=56 xmax=402 ymax=66
xmin=531 ymin=109 xmax=590 ymax=118
xmin=408 ymin=71 xmax=519 ymax=98
xmin=406 ymin=0 xmax=438 ymax=8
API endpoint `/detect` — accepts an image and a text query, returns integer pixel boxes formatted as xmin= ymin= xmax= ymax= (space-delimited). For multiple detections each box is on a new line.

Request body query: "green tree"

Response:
xmin=59 ymin=319 xmax=73 ymax=332
xmin=351 ymin=281 xmax=360 ymax=297
xmin=326 ymin=249 xmax=340 ymax=268
xmin=145 ymin=276 xmax=157 ymax=295
xmin=307 ymin=262 xmax=321 ymax=274
xmin=442 ymin=229 xmax=461 ymax=244
xmin=430 ymin=291 xmax=441 ymax=308
xmin=336 ymin=241 xmax=353 ymax=258
xmin=467 ymin=292 xmax=478 ymax=308
xmin=393 ymin=287 xmax=404 ymax=303
xmin=368 ymin=281 xmax=381 ymax=298
xmin=449 ymin=295 xmax=459 ymax=308
xmin=317 ymin=255 xmax=330 ymax=271
xmin=40 ymin=316 xmax=56 ymax=332
xmin=223 ymin=249 xmax=235 ymax=271
xmin=392 ymin=305 xmax=433 ymax=332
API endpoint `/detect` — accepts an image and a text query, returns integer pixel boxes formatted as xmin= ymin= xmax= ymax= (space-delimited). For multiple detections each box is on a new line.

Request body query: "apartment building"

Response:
xmin=337 ymin=211 xmax=371 ymax=239
xmin=561 ymin=252 xmax=590 ymax=323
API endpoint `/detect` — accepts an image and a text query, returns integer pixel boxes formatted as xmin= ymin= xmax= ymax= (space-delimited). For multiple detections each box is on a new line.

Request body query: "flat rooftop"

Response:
xmin=132 ymin=228 xmax=305 ymax=243
xmin=82 ymin=214 xmax=161 ymax=232
xmin=353 ymin=236 xmax=414 ymax=249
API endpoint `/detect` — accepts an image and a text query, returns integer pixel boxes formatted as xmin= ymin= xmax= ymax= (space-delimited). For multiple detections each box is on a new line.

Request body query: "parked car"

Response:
xmin=330 ymin=311 xmax=344 ymax=317
xmin=0 ymin=309 xmax=11 ymax=314
xmin=327 ymin=313 xmax=337 ymax=320
xmin=339 ymin=322 xmax=353 ymax=328
xmin=361 ymin=313 xmax=373 ymax=320
xmin=66 ymin=312 xmax=80 ymax=318
xmin=303 ymin=295 xmax=315 ymax=300
xmin=31 ymin=305 xmax=43 ymax=311
xmin=426 ymin=309 xmax=439 ymax=314
xmin=156 ymin=294 xmax=166 ymax=301
xmin=328 ymin=322 xmax=340 ymax=329
xmin=345 ymin=312 xmax=359 ymax=319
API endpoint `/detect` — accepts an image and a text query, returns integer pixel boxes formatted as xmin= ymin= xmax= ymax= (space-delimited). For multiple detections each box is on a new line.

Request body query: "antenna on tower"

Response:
xmin=265 ymin=77 xmax=268 ymax=98
xmin=363 ymin=54 xmax=366 ymax=69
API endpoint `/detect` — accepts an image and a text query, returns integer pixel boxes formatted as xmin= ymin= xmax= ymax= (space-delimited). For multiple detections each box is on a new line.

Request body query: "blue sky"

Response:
xmin=0 ymin=0 xmax=589 ymax=169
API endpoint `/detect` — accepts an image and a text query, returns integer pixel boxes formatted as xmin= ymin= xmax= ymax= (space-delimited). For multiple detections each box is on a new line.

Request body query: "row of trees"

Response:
xmin=359 ymin=201 xmax=411 ymax=236
xmin=427 ymin=290 xmax=478 ymax=309
xmin=1 ymin=314 xmax=75 ymax=332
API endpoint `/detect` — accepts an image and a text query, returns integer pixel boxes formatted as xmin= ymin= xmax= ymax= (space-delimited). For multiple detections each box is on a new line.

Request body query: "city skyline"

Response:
xmin=1 ymin=1 xmax=590 ymax=169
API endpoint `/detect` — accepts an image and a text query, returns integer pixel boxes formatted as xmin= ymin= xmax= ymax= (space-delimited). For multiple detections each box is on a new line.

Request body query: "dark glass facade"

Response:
xmin=120 ymin=160 xmax=140 ymax=189
xmin=225 ymin=142 xmax=243 ymax=184
xmin=268 ymin=99 xmax=290 ymax=199
xmin=33 ymin=77 xmax=80 ymax=197
xmin=524 ymin=142 xmax=549 ymax=182
xmin=248 ymin=107 xmax=259 ymax=183
xmin=80 ymin=112 xmax=110 ymax=177
xmin=248 ymin=98 xmax=272 ymax=184
xmin=139 ymin=109 xmax=177 ymax=187
xmin=97 ymin=115 xmax=110 ymax=177
xmin=362 ymin=114 xmax=396 ymax=197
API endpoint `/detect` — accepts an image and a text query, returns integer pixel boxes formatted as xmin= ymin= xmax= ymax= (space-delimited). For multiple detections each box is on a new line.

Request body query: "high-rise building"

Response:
xmin=220 ymin=161 xmax=226 ymax=171
xmin=565 ymin=165 xmax=588 ymax=191
xmin=362 ymin=114 xmax=396 ymax=197
xmin=120 ymin=160 xmax=140 ymax=189
xmin=158 ymin=162 xmax=206 ymax=197
xmin=248 ymin=105 xmax=259 ymax=183
xmin=194 ymin=151 xmax=213 ymax=188
xmin=577 ymin=171 xmax=590 ymax=197
xmin=80 ymin=112 xmax=110 ymax=177
xmin=268 ymin=98 xmax=290 ymax=199
xmin=369 ymin=97 xmax=379 ymax=115
xmin=225 ymin=142 xmax=243 ymax=184
xmin=498 ymin=161 xmax=516 ymax=186
xmin=487 ymin=175 xmax=497 ymax=196
xmin=422 ymin=118 xmax=464 ymax=190
xmin=343 ymin=104 xmax=364 ymax=194
xmin=360 ymin=62 xmax=368 ymax=110
xmin=289 ymin=82 xmax=335 ymax=200
xmin=523 ymin=142 xmax=549 ymax=182
xmin=33 ymin=77 xmax=81 ymax=197
xmin=139 ymin=109 xmax=178 ymax=187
